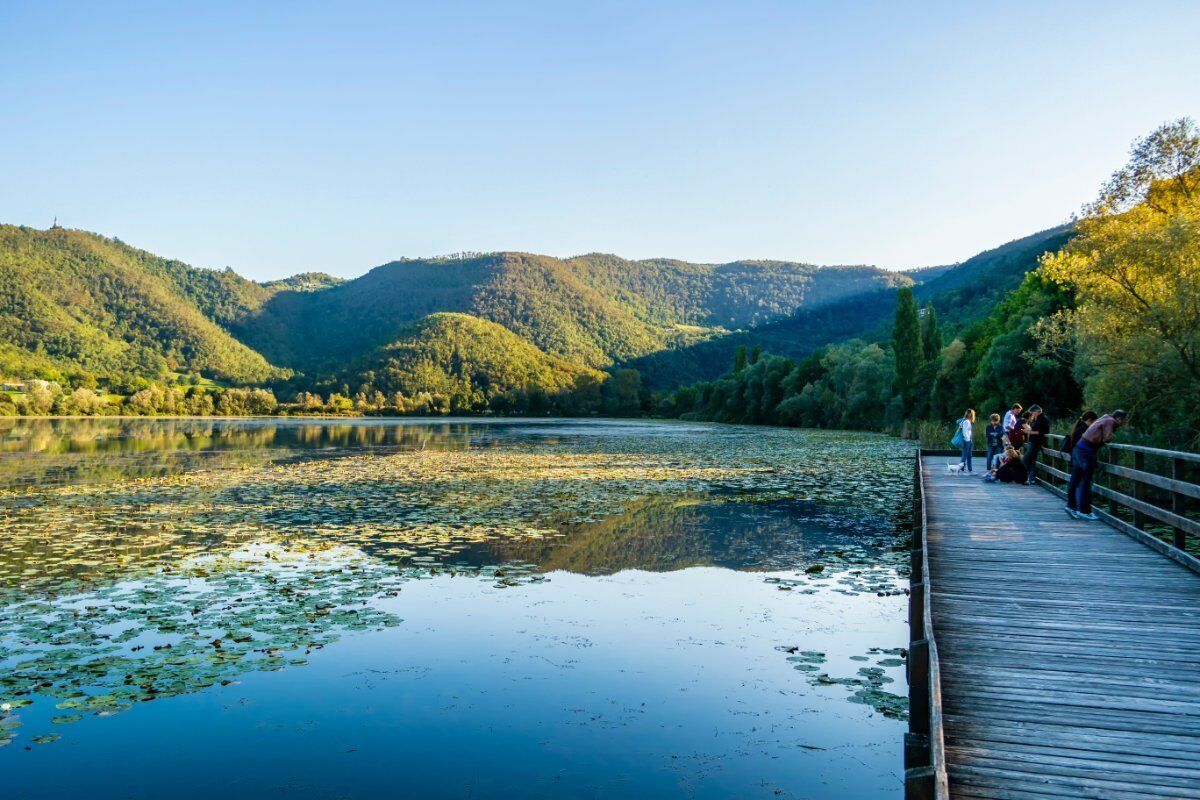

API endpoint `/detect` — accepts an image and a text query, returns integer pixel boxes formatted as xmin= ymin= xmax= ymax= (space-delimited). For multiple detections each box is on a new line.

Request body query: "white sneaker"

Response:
xmin=1078 ymin=511 xmax=1099 ymax=521
xmin=1065 ymin=507 xmax=1079 ymax=519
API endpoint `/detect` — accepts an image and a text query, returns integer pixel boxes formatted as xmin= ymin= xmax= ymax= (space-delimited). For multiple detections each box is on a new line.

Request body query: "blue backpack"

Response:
xmin=950 ymin=419 xmax=964 ymax=449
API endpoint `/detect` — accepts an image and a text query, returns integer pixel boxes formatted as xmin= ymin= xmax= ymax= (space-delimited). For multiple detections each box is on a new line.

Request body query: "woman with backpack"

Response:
xmin=953 ymin=408 xmax=976 ymax=474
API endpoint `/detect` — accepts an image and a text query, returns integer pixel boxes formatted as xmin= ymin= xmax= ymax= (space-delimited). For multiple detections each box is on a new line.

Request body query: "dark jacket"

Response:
xmin=985 ymin=423 xmax=1004 ymax=449
xmin=996 ymin=458 xmax=1028 ymax=483
xmin=1028 ymin=414 xmax=1050 ymax=447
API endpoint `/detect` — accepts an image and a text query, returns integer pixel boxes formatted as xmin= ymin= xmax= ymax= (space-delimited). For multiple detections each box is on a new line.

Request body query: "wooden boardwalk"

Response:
xmin=920 ymin=456 xmax=1200 ymax=800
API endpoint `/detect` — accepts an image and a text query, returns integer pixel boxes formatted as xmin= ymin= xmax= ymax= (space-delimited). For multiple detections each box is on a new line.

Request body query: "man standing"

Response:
xmin=1022 ymin=405 xmax=1050 ymax=485
xmin=1066 ymin=410 xmax=1129 ymax=520
xmin=1002 ymin=402 xmax=1023 ymax=442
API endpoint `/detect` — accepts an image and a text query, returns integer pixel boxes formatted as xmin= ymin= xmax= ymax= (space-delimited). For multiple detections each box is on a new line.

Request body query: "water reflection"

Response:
xmin=472 ymin=495 xmax=898 ymax=574
xmin=1 ymin=418 xmax=911 ymax=799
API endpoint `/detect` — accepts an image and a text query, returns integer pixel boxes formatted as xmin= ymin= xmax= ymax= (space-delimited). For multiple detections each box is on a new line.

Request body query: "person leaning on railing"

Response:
xmin=1066 ymin=410 xmax=1130 ymax=521
xmin=1062 ymin=411 xmax=1099 ymax=454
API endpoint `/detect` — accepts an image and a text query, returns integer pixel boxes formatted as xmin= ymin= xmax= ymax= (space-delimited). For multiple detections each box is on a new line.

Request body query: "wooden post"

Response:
xmin=905 ymin=766 xmax=937 ymax=800
xmin=1107 ymin=449 xmax=1120 ymax=517
xmin=909 ymin=583 xmax=925 ymax=640
xmin=904 ymin=732 xmax=930 ymax=770
xmin=911 ymin=548 xmax=923 ymax=583
xmin=1173 ymin=457 xmax=1187 ymax=550
xmin=1133 ymin=451 xmax=1148 ymax=530
xmin=908 ymin=638 xmax=930 ymax=736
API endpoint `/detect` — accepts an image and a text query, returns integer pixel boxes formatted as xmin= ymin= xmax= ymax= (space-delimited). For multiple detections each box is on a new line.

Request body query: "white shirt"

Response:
xmin=961 ymin=417 xmax=973 ymax=441
xmin=1002 ymin=410 xmax=1018 ymax=432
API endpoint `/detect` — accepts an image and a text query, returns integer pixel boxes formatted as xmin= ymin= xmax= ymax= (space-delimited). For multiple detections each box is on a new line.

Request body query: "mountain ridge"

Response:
xmin=0 ymin=222 xmax=1069 ymax=401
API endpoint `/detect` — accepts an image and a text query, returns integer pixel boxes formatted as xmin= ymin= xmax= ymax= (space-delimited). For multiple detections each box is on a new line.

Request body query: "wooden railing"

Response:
xmin=1036 ymin=435 xmax=1200 ymax=572
xmin=906 ymin=452 xmax=949 ymax=800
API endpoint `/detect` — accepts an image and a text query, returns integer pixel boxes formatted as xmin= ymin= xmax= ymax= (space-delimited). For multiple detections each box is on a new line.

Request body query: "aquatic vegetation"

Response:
xmin=798 ymin=645 xmax=910 ymax=720
xmin=1 ymin=426 xmax=911 ymax=598
xmin=0 ymin=543 xmax=408 ymax=746
xmin=0 ymin=421 xmax=914 ymax=748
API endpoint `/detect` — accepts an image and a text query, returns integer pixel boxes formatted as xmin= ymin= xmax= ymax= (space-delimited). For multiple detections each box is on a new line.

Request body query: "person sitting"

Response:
xmin=994 ymin=447 xmax=1028 ymax=483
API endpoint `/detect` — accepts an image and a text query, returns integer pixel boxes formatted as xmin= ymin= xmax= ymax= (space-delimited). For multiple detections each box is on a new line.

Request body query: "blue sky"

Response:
xmin=3 ymin=1 xmax=1198 ymax=280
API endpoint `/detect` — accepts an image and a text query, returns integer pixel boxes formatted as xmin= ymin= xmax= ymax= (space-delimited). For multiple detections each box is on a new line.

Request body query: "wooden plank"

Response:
xmin=946 ymin=763 xmax=1200 ymax=800
xmin=918 ymin=456 xmax=1200 ymax=800
xmin=942 ymin=716 xmax=1200 ymax=756
xmin=945 ymin=748 xmax=1200 ymax=789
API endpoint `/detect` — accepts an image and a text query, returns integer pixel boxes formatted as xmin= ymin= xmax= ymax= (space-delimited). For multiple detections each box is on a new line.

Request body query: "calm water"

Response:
xmin=0 ymin=418 xmax=913 ymax=799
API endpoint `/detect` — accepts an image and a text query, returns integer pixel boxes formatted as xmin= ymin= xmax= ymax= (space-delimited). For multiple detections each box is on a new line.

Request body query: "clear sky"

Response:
xmin=3 ymin=1 xmax=1198 ymax=280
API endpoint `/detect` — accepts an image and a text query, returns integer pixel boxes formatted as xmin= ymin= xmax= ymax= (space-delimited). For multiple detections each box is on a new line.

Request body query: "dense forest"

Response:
xmin=1 ymin=120 xmax=1196 ymax=446
xmin=664 ymin=119 xmax=1200 ymax=446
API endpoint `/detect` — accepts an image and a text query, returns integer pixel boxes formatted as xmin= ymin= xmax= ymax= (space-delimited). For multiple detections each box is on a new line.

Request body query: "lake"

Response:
xmin=0 ymin=417 xmax=914 ymax=799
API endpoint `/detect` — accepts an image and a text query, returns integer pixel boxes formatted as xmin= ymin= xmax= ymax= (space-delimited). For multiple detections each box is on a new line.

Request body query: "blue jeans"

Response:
xmin=1022 ymin=441 xmax=1043 ymax=483
xmin=1067 ymin=442 xmax=1097 ymax=513
xmin=986 ymin=443 xmax=1002 ymax=470
xmin=961 ymin=439 xmax=973 ymax=472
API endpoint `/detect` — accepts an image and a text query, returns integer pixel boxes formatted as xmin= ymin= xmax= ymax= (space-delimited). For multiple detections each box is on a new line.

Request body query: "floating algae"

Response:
xmin=0 ymin=422 xmax=915 ymax=745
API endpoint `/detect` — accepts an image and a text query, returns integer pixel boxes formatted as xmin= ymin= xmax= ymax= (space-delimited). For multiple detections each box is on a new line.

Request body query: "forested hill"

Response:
xmin=231 ymin=251 xmax=910 ymax=372
xmin=0 ymin=221 xmax=1065 ymax=406
xmin=628 ymin=224 xmax=1073 ymax=388
xmin=562 ymin=254 xmax=910 ymax=329
xmin=0 ymin=225 xmax=288 ymax=386
xmin=322 ymin=312 xmax=598 ymax=408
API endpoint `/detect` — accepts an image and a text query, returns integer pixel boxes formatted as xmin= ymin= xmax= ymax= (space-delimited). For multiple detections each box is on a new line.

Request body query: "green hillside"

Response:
xmin=564 ymin=254 xmax=909 ymax=329
xmin=629 ymin=225 xmax=1073 ymax=388
xmin=234 ymin=251 xmax=909 ymax=374
xmin=0 ymin=222 xmax=1072 ymax=409
xmin=0 ymin=226 xmax=285 ymax=386
xmin=327 ymin=312 xmax=597 ymax=403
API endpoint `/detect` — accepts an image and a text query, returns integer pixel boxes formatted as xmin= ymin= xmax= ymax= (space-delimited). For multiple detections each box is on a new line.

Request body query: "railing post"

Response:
xmin=1107 ymin=449 xmax=1120 ymax=518
xmin=905 ymin=766 xmax=936 ymax=800
xmin=904 ymin=732 xmax=930 ymax=770
xmin=908 ymin=638 xmax=930 ymax=736
xmin=1133 ymin=451 xmax=1148 ymax=530
xmin=909 ymin=582 xmax=925 ymax=639
xmin=1173 ymin=457 xmax=1187 ymax=550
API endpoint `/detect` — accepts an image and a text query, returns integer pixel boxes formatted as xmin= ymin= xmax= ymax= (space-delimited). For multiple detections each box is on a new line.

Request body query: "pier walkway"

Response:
xmin=909 ymin=453 xmax=1200 ymax=799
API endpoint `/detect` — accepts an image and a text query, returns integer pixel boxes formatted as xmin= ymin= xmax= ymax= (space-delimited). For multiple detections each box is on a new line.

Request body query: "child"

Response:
xmin=985 ymin=413 xmax=1004 ymax=470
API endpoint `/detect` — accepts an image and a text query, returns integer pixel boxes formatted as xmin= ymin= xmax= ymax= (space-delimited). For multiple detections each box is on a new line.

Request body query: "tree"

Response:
xmin=891 ymin=287 xmax=922 ymax=413
xmin=969 ymin=272 xmax=1080 ymax=420
xmin=920 ymin=303 xmax=942 ymax=362
xmin=605 ymin=369 xmax=643 ymax=415
xmin=1091 ymin=117 xmax=1200 ymax=215
xmin=1040 ymin=118 xmax=1200 ymax=444
xmin=929 ymin=339 xmax=969 ymax=421
xmin=733 ymin=345 xmax=748 ymax=374
xmin=26 ymin=380 xmax=62 ymax=415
